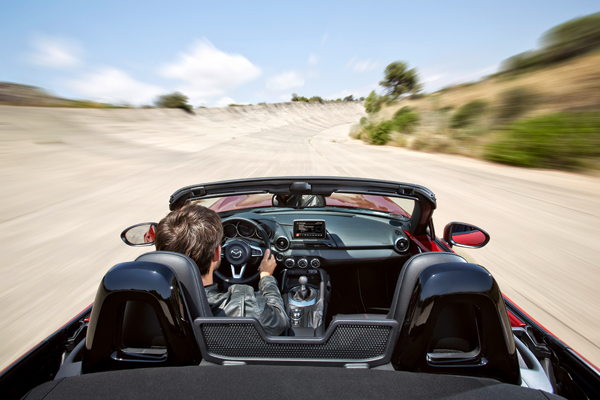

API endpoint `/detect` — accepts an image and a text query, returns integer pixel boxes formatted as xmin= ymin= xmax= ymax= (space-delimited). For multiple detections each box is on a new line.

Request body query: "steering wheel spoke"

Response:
xmin=249 ymin=243 xmax=263 ymax=257
xmin=230 ymin=263 xmax=247 ymax=279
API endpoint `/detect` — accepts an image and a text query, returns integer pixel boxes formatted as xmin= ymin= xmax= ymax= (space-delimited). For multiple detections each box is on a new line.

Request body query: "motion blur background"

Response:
xmin=1 ymin=0 xmax=599 ymax=372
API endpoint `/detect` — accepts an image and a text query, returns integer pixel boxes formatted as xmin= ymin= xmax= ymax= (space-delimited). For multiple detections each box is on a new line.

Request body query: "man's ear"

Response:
xmin=212 ymin=245 xmax=221 ymax=262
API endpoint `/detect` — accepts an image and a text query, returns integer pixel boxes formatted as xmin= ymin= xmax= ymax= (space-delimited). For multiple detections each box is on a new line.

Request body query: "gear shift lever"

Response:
xmin=298 ymin=276 xmax=308 ymax=301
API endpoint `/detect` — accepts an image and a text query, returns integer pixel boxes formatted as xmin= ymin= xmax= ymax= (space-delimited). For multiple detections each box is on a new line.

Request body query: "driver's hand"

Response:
xmin=259 ymin=249 xmax=277 ymax=279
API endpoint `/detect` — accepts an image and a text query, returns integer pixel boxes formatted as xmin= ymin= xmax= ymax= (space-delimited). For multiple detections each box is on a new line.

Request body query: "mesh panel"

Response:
xmin=201 ymin=323 xmax=391 ymax=360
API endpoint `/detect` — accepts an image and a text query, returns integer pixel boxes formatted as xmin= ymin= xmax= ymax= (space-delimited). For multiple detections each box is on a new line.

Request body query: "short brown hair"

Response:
xmin=155 ymin=204 xmax=223 ymax=276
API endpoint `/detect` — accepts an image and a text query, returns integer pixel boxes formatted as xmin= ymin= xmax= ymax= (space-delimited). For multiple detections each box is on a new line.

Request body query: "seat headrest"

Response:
xmin=136 ymin=251 xmax=213 ymax=318
xmin=388 ymin=252 xmax=520 ymax=384
xmin=388 ymin=252 xmax=467 ymax=321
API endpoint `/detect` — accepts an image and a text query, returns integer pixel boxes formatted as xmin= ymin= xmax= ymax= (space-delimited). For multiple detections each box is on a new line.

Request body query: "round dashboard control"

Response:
xmin=275 ymin=236 xmax=290 ymax=251
xmin=310 ymin=258 xmax=320 ymax=268
xmin=297 ymin=258 xmax=308 ymax=268
xmin=275 ymin=253 xmax=284 ymax=262
xmin=284 ymin=258 xmax=295 ymax=268
xmin=395 ymin=237 xmax=410 ymax=253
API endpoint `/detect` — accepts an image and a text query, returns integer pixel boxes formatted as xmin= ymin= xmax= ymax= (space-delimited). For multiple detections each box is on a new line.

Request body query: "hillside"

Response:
xmin=358 ymin=51 xmax=600 ymax=172
xmin=0 ymin=82 xmax=72 ymax=107
xmin=413 ymin=51 xmax=600 ymax=116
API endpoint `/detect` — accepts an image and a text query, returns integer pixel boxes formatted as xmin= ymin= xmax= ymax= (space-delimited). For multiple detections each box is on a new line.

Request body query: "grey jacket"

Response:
xmin=205 ymin=275 xmax=290 ymax=336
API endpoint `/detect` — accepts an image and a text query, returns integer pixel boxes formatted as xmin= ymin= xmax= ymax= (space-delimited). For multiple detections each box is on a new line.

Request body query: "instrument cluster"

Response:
xmin=222 ymin=220 xmax=273 ymax=241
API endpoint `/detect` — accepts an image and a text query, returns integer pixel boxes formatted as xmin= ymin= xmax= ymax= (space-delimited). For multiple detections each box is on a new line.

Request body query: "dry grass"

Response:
xmin=415 ymin=51 xmax=600 ymax=116
xmin=366 ymin=52 xmax=600 ymax=164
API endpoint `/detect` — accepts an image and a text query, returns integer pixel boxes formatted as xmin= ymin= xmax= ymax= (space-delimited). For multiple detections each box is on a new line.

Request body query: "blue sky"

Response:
xmin=1 ymin=0 xmax=598 ymax=107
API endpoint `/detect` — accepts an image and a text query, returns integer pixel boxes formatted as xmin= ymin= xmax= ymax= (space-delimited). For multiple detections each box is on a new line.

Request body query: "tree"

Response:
xmin=379 ymin=61 xmax=419 ymax=98
xmin=155 ymin=92 xmax=192 ymax=112
xmin=343 ymin=95 xmax=354 ymax=102
xmin=364 ymin=90 xmax=380 ymax=114
xmin=291 ymin=93 xmax=308 ymax=102
xmin=309 ymin=96 xmax=323 ymax=102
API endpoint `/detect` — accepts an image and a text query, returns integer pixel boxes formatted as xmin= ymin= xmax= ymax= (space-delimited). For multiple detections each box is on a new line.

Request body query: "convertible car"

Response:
xmin=1 ymin=177 xmax=599 ymax=399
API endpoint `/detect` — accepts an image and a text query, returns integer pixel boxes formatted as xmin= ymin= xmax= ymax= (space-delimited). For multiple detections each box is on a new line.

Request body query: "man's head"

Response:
xmin=155 ymin=204 xmax=223 ymax=276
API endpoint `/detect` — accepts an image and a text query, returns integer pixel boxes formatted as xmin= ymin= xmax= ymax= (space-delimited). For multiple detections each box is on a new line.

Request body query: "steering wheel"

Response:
xmin=215 ymin=217 xmax=272 ymax=284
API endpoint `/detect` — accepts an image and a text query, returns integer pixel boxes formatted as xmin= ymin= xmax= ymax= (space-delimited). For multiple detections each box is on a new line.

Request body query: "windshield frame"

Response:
xmin=171 ymin=176 xmax=436 ymax=235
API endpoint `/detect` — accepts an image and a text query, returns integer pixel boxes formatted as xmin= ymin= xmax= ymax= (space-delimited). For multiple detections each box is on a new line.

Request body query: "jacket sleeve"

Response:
xmin=255 ymin=275 xmax=290 ymax=336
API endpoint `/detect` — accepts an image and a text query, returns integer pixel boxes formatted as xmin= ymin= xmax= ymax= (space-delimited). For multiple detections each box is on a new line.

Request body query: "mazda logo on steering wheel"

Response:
xmin=230 ymin=249 xmax=242 ymax=259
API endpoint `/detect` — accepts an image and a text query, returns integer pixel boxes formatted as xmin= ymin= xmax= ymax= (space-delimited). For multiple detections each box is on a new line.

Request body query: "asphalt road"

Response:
xmin=1 ymin=103 xmax=599 ymax=371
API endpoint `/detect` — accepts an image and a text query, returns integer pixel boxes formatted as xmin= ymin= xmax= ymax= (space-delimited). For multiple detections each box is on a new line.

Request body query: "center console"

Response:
xmin=280 ymin=268 xmax=331 ymax=337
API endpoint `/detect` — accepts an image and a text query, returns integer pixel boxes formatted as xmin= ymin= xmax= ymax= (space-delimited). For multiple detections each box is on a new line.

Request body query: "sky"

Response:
xmin=1 ymin=0 xmax=599 ymax=107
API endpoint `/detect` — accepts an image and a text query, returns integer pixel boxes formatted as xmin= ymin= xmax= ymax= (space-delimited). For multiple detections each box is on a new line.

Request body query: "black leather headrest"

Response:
xmin=136 ymin=251 xmax=213 ymax=318
xmin=388 ymin=252 xmax=467 ymax=321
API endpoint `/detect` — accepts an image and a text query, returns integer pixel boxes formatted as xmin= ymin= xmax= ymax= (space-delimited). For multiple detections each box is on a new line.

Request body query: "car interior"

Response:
xmin=44 ymin=178 xmax=558 ymax=398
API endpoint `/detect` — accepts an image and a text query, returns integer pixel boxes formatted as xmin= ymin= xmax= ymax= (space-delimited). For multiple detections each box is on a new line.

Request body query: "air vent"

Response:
xmin=394 ymin=237 xmax=410 ymax=253
xmin=275 ymin=236 xmax=290 ymax=251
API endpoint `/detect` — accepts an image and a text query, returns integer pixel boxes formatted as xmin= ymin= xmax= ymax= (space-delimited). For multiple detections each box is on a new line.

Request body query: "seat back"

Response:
xmin=83 ymin=252 xmax=210 ymax=373
xmin=389 ymin=252 xmax=520 ymax=384
xmin=135 ymin=251 xmax=213 ymax=319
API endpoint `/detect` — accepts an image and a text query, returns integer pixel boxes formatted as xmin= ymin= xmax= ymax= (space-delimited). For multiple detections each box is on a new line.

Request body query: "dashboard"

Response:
xmin=222 ymin=211 xmax=412 ymax=270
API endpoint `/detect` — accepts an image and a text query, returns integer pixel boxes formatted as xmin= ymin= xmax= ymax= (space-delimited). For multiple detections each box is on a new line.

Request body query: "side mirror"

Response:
xmin=443 ymin=222 xmax=490 ymax=249
xmin=120 ymin=223 xmax=157 ymax=246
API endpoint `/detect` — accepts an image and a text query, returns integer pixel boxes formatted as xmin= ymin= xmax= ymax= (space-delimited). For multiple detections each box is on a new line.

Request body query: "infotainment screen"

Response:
xmin=293 ymin=220 xmax=326 ymax=239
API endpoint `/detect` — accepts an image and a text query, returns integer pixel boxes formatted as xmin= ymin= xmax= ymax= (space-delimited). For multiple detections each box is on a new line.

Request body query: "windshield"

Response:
xmin=192 ymin=193 xmax=414 ymax=219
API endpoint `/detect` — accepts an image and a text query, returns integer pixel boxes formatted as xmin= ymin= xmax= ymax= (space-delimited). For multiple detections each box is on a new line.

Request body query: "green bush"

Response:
xmin=495 ymin=87 xmax=537 ymax=124
xmin=364 ymin=91 xmax=393 ymax=114
xmin=393 ymin=107 xmax=420 ymax=133
xmin=155 ymin=92 xmax=192 ymax=112
xmin=484 ymin=112 xmax=600 ymax=170
xmin=359 ymin=116 xmax=368 ymax=125
xmin=450 ymin=100 xmax=488 ymax=128
xmin=393 ymin=106 xmax=412 ymax=118
xmin=365 ymin=121 xmax=394 ymax=145
xmin=291 ymin=93 xmax=309 ymax=102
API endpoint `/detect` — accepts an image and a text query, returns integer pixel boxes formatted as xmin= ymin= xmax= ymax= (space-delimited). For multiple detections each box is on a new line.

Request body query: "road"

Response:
xmin=0 ymin=102 xmax=599 ymax=371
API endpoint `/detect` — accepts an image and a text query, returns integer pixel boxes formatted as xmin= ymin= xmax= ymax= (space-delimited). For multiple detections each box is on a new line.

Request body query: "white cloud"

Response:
xmin=266 ymin=71 xmax=305 ymax=91
xmin=346 ymin=57 xmax=378 ymax=73
xmin=308 ymin=54 xmax=319 ymax=65
xmin=30 ymin=35 xmax=82 ymax=69
xmin=422 ymin=74 xmax=445 ymax=84
xmin=477 ymin=65 xmax=498 ymax=75
xmin=422 ymin=64 xmax=499 ymax=92
xmin=160 ymin=39 xmax=261 ymax=101
xmin=67 ymin=67 xmax=164 ymax=105
xmin=321 ymin=31 xmax=328 ymax=47
xmin=215 ymin=97 xmax=236 ymax=107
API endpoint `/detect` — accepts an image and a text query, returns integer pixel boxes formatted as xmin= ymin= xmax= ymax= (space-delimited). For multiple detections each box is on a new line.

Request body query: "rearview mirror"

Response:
xmin=443 ymin=222 xmax=490 ymax=249
xmin=272 ymin=194 xmax=326 ymax=208
xmin=120 ymin=223 xmax=157 ymax=246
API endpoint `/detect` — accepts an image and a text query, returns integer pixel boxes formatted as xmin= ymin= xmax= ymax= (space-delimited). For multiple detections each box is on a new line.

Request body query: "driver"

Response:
xmin=155 ymin=203 xmax=289 ymax=336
